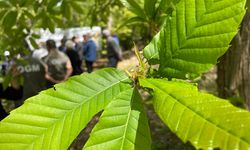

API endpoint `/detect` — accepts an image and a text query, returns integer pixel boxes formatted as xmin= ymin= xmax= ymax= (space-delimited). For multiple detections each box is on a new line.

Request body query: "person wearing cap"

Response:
xmin=102 ymin=29 xmax=122 ymax=68
xmin=83 ymin=32 xmax=97 ymax=73
xmin=65 ymin=40 xmax=82 ymax=75
xmin=44 ymin=39 xmax=73 ymax=88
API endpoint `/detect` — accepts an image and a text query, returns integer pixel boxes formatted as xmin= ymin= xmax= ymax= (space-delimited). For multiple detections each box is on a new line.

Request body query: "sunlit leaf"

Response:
xmin=0 ymin=68 xmax=132 ymax=149
xmin=84 ymin=89 xmax=151 ymax=150
xmin=140 ymin=78 xmax=250 ymax=149
xmin=144 ymin=0 xmax=245 ymax=79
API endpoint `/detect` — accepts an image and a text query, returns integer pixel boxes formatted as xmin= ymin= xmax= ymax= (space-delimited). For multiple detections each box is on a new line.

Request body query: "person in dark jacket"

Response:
xmin=65 ymin=40 xmax=83 ymax=75
xmin=83 ymin=32 xmax=97 ymax=73
xmin=59 ymin=36 xmax=67 ymax=52
xmin=0 ymin=103 xmax=8 ymax=120
xmin=8 ymin=53 xmax=47 ymax=107
xmin=103 ymin=29 xmax=122 ymax=68
xmin=0 ymin=84 xmax=23 ymax=120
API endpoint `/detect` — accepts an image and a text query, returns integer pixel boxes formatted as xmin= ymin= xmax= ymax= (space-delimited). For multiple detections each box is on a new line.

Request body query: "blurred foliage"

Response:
xmin=0 ymin=0 xmax=179 ymax=57
xmin=119 ymin=0 xmax=180 ymax=42
xmin=110 ymin=6 xmax=134 ymax=50
xmin=0 ymin=0 xmax=86 ymax=57
xmin=1 ymin=0 xmax=250 ymax=57
xmin=86 ymin=0 xmax=122 ymax=26
xmin=247 ymin=0 xmax=250 ymax=12
xmin=63 ymin=0 xmax=122 ymax=27
xmin=0 ymin=0 xmax=135 ymax=56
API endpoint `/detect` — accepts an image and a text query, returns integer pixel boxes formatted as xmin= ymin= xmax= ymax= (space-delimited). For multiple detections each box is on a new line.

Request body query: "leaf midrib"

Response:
xmin=120 ymin=104 xmax=132 ymax=150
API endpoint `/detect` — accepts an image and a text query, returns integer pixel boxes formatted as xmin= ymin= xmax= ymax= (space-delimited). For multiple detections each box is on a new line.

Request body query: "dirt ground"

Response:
xmin=117 ymin=55 xmax=139 ymax=70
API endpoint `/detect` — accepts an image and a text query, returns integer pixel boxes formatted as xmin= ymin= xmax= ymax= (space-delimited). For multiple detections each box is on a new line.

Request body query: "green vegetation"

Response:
xmin=120 ymin=0 xmax=180 ymax=39
xmin=0 ymin=0 xmax=250 ymax=150
xmin=0 ymin=0 xmax=85 ymax=56
xmin=141 ymin=79 xmax=250 ymax=149
xmin=144 ymin=0 xmax=245 ymax=79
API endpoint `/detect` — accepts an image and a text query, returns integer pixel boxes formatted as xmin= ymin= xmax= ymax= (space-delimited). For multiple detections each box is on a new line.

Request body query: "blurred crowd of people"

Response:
xmin=0 ymin=29 xmax=123 ymax=120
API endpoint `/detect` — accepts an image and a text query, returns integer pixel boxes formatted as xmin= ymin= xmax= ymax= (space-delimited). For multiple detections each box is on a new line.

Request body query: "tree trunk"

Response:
xmin=217 ymin=13 xmax=250 ymax=110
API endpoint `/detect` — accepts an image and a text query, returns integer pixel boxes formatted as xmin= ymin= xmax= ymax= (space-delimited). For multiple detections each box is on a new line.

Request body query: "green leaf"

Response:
xmin=84 ymin=88 xmax=151 ymax=150
xmin=0 ymin=10 xmax=8 ymax=22
xmin=51 ymin=15 xmax=63 ymax=28
xmin=145 ymin=0 xmax=246 ymax=79
xmin=31 ymin=33 xmax=40 ymax=39
xmin=144 ymin=0 xmax=157 ymax=19
xmin=44 ymin=14 xmax=55 ymax=33
xmin=143 ymin=31 xmax=160 ymax=64
xmin=9 ymin=0 xmax=18 ymax=6
xmin=19 ymin=0 xmax=34 ymax=7
xmin=246 ymin=0 xmax=250 ymax=12
xmin=61 ymin=1 xmax=72 ymax=20
xmin=0 ymin=68 xmax=132 ymax=149
xmin=29 ymin=37 xmax=39 ymax=49
xmin=70 ymin=1 xmax=84 ymax=14
xmin=157 ymin=0 xmax=171 ymax=12
xmin=23 ymin=9 xmax=34 ymax=20
xmin=156 ymin=0 xmax=180 ymax=13
xmin=117 ymin=16 xmax=146 ymax=30
xmin=48 ymin=0 xmax=60 ymax=10
xmin=140 ymin=78 xmax=250 ymax=149
xmin=120 ymin=0 xmax=146 ymax=19
xmin=2 ymin=10 xmax=18 ymax=31
xmin=0 ymin=1 xmax=11 ymax=8
xmin=143 ymin=0 xmax=181 ymax=65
